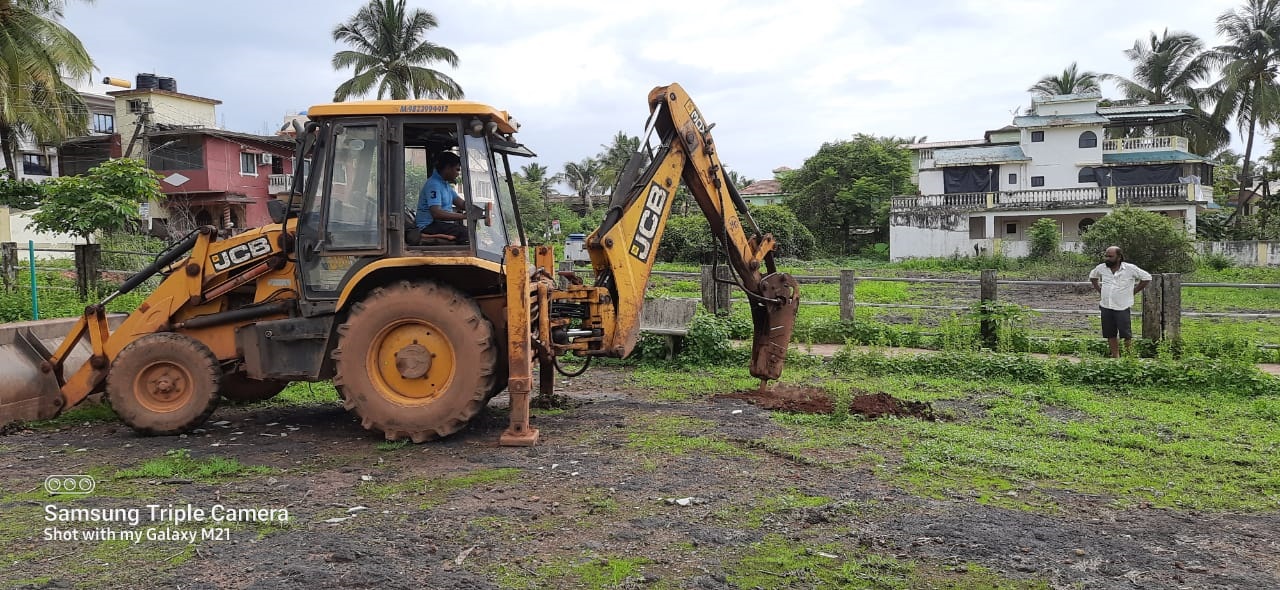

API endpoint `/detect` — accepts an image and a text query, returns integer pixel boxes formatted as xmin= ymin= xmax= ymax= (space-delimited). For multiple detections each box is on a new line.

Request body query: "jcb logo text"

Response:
xmin=629 ymin=184 xmax=669 ymax=262
xmin=210 ymin=237 xmax=272 ymax=272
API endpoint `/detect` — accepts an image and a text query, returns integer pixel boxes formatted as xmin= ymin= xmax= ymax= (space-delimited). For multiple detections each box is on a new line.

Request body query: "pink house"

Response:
xmin=140 ymin=129 xmax=295 ymax=231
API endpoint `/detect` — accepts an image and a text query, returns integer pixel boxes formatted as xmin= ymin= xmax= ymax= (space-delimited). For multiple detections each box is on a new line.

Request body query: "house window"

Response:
xmin=1005 ymin=222 xmax=1018 ymax=235
xmin=240 ymin=152 xmax=258 ymax=175
xmin=1007 ymin=173 xmax=1017 ymax=185
xmin=92 ymin=113 xmax=114 ymax=133
xmin=1031 ymin=176 xmax=1045 ymax=187
xmin=127 ymin=99 xmax=144 ymax=114
xmin=148 ymin=135 xmax=204 ymax=170
xmin=1079 ymin=218 xmax=1096 ymax=235
xmin=22 ymin=153 xmax=50 ymax=176
xmin=1078 ymin=167 xmax=1096 ymax=183
xmin=271 ymin=155 xmax=284 ymax=175
xmin=1030 ymin=131 xmax=1045 ymax=142
xmin=1078 ymin=131 xmax=1097 ymax=148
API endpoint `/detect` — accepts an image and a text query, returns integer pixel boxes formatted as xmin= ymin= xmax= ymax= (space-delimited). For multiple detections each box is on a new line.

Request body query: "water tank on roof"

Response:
xmin=157 ymin=77 xmax=177 ymax=92
xmin=136 ymin=73 xmax=159 ymax=90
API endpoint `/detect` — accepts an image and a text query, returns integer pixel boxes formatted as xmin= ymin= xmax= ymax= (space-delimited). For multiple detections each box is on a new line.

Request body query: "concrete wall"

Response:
xmin=1199 ymin=241 xmax=1279 ymax=266
xmin=1035 ymin=97 xmax=1096 ymax=116
xmin=1021 ymin=125 xmax=1103 ymax=189
xmin=0 ymin=206 xmax=85 ymax=259
xmin=889 ymin=209 xmax=976 ymax=260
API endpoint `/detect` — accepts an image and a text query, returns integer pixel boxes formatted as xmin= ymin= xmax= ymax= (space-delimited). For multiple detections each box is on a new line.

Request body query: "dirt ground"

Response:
xmin=3 ymin=367 xmax=1278 ymax=590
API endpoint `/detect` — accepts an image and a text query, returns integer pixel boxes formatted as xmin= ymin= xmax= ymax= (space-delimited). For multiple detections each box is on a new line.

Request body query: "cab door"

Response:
xmin=296 ymin=119 xmax=388 ymax=302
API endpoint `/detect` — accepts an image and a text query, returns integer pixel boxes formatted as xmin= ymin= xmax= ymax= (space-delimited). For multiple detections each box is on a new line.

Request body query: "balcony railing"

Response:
xmin=892 ymin=183 xmax=1197 ymax=211
xmin=1101 ymin=135 xmax=1190 ymax=153
xmin=269 ymin=174 xmax=291 ymax=192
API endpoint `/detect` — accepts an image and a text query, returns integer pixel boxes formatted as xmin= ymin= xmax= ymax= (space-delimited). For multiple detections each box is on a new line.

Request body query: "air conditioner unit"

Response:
xmin=259 ymin=153 xmax=274 ymax=166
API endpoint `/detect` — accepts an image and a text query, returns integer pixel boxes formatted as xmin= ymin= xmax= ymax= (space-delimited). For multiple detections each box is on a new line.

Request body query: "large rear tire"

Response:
xmin=333 ymin=280 xmax=497 ymax=442
xmin=219 ymin=372 xmax=289 ymax=404
xmin=106 ymin=333 xmax=221 ymax=436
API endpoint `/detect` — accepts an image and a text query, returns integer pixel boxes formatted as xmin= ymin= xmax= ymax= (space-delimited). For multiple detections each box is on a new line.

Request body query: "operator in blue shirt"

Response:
xmin=416 ymin=151 xmax=470 ymax=244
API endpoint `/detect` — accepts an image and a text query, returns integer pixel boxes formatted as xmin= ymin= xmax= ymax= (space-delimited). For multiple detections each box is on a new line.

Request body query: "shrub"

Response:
xmin=1080 ymin=206 xmax=1194 ymax=273
xmin=1028 ymin=217 xmax=1060 ymax=259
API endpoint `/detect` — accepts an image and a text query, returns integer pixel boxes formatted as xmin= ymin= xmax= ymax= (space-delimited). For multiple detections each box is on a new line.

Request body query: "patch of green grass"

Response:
xmin=767 ymin=366 xmax=1280 ymax=511
xmin=625 ymin=416 xmax=751 ymax=458
xmin=358 ymin=467 xmax=520 ymax=508
xmin=375 ymin=440 xmax=411 ymax=452
xmin=114 ymin=449 xmax=275 ymax=483
xmin=496 ymin=555 xmax=650 ymax=589
xmin=727 ymin=535 xmax=1048 ymax=589
xmin=255 ymin=381 xmax=340 ymax=406
xmin=25 ymin=402 xmax=117 ymax=429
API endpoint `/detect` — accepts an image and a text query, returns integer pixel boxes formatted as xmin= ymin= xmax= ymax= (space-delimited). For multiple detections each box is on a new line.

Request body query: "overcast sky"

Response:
xmin=64 ymin=0 xmax=1252 ymax=184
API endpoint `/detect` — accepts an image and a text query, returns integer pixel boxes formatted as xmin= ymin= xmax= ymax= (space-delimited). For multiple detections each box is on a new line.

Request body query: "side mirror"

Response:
xmin=267 ymin=199 xmax=288 ymax=224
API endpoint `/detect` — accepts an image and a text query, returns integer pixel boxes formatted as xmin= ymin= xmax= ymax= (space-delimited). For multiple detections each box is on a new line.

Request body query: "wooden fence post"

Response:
xmin=979 ymin=269 xmax=997 ymax=348
xmin=557 ymin=260 xmax=573 ymax=290
xmin=839 ymin=269 xmax=856 ymax=322
xmin=1161 ymin=273 xmax=1181 ymax=342
xmin=700 ymin=264 xmax=732 ymax=315
xmin=74 ymin=243 xmax=101 ymax=300
xmin=1 ymin=242 xmax=15 ymax=292
xmin=1141 ymin=273 xmax=1164 ymax=341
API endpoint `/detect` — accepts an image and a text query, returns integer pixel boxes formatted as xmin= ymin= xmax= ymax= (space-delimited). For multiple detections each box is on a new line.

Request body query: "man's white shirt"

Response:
xmin=1088 ymin=262 xmax=1152 ymax=310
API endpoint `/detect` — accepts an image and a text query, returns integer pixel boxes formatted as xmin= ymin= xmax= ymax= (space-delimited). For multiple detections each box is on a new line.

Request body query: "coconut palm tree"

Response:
xmin=1102 ymin=29 xmax=1230 ymax=154
xmin=0 ymin=0 xmax=93 ymax=175
xmin=1028 ymin=62 xmax=1101 ymax=98
xmin=519 ymin=162 xmax=557 ymax=205
xmin=596 ymin=131 xmax=640 ymax=192
xmin=1205 ymin=0 xmax=1280 ymax=208
xmin=561 ymin=158 xmax=602 ymax=212
xmin=331 ymin=0 xmax=462 ymax=101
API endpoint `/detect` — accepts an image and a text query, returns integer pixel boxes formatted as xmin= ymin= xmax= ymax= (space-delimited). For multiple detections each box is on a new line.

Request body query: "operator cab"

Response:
xmin=282 ymin=101 xmax=533 ymax=303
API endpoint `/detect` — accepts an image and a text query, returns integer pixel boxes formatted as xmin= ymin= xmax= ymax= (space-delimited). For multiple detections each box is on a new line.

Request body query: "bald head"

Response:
xmin=1104 ymin=246 xmax=1123 ymax=267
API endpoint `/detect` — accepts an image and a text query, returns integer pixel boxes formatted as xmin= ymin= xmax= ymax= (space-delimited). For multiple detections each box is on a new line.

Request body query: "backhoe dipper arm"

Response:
xmin=586 ymin=83 xmax=799 ymax=381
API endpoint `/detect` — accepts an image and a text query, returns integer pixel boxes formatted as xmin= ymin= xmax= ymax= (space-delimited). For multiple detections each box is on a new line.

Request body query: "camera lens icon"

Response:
xmin=44 ymin=475 xmax=95 ymax=495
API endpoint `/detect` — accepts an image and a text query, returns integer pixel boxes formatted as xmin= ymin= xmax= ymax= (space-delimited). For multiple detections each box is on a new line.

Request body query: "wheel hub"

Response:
xmin=395 ymin=342 xmax=432 ymax=379
xmin=369 ymin=320 xmax=455 ymax=404
xmin=136 ymin=362 xmax=192 ymax=412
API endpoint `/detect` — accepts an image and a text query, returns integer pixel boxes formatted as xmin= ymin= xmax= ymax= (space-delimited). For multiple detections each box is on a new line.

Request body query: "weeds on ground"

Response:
xmin=114 ymin=449 xmax=275 ymax=482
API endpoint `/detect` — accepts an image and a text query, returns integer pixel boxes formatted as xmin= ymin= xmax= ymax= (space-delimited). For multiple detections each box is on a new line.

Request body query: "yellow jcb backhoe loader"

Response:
xmin=0 ymin=83 xmax=799 ymax=445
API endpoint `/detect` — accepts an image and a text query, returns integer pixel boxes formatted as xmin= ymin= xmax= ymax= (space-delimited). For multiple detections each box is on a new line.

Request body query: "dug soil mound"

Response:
xmin=718 ymin=385 xmax=936 ymax=420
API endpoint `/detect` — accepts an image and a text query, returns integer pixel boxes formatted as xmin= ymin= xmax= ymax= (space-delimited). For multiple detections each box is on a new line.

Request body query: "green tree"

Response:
xmin=512 ymin=175 xmax=549 ymax=241
xmin=749 ymin=204 xmax=814 ymax=260
xmin=1027 ymin=217 xmax=1061 ymax=259
xmin=561 ymin=157 xmax=602 ymax=212
xmin=725 ymin=168 xmax=754 ymax=190
xmin=1207 ymin=0 xmax=1280 ymax=211
xmin=1080 ymin=206 xmax=1195 ymax=273
xmin=1102 ymin=29 xmax=1229 ymax=155
xmin=28 ymin=158 xmax=161 ymax=243
xmin=519 ymin=162 xmax=556 ymax=197
xmin=597 ymin=131 xmax=640 ymax=193
xmin=1028 ymin=62 xmax=1101 ymax=98
xmin=0 ymin=169 xmax=43 ymax=209
xmin=655 ymin=214 xmax=715 ymax=263
xmin=0 ymin=0 xmax=94 ymax=175
xmin=782 ymin=134 xmax=913 ymax=256
xmin=331 ymin=0 xmax=462 ymax=101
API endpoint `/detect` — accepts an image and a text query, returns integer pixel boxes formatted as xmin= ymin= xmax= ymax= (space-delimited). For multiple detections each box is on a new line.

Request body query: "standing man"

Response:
xmin=1088 ymin=246 xmax=1151 ymax=358
xmin=416 ymin=152 xmax=470 ymax=244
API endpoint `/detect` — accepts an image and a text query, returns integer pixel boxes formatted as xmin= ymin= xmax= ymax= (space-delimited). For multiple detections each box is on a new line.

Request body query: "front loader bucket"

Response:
xmin=0 ymin=315 xmax=126 ymax=424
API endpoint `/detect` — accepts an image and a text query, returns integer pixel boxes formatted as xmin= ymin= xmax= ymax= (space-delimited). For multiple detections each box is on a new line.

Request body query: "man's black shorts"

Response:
xmin=1100 ymin=306 xmax=1132 ymax=339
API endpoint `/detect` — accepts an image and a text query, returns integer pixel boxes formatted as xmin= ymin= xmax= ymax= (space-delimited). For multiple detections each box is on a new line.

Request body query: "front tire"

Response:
xmin=106 ymin=333 xmax=221 ymax=435
xmin=333 ymin=280 xmax=497 ymax=442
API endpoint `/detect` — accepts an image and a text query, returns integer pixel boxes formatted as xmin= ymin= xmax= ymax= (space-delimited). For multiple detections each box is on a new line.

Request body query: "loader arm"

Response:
xmin=585 ymin=83 xmax=799 ymax=380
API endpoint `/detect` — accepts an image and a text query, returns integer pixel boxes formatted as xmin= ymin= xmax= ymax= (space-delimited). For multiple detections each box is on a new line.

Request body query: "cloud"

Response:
xmin=63 ymin=0 xmax=1253 ymax=181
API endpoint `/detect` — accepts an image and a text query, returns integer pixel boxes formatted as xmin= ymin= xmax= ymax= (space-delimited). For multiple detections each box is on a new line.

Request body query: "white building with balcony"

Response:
xmin=891 ymin=93 xmax=1213 ymax=260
